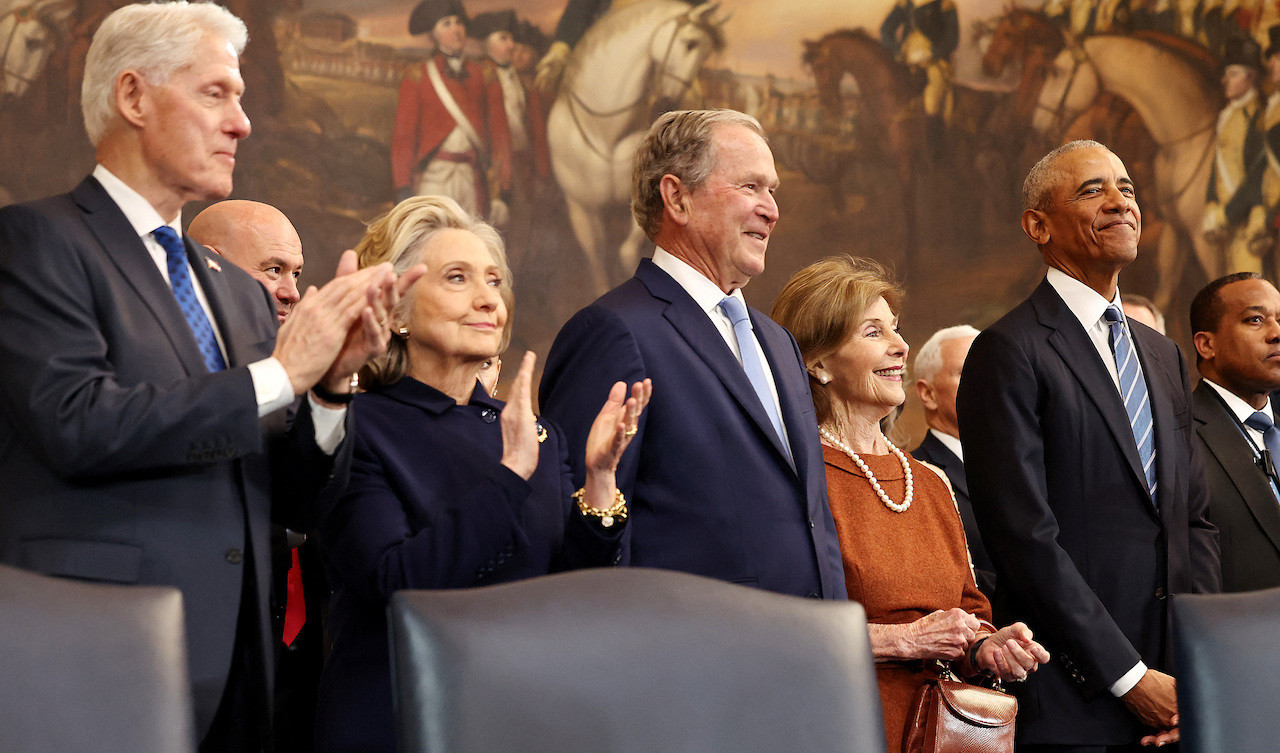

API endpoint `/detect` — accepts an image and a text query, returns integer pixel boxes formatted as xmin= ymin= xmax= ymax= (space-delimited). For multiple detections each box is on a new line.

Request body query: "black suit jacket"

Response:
xmin=910 ymin=431 xmax=997 ymax=597
xmin=1191 ymin=381 xmax=1280 ymax=591
xmin=956 ymin=279 xmax=1220 ymax=746
xmin=0 ymin=176 xmax=348 ymax=740
xmin=538 ymin=259 xmax=846 ymax=599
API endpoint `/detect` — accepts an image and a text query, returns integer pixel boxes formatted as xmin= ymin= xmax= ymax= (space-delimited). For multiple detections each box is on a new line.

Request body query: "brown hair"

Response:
xmin=771 ymin=255 xmax=905 ymax=425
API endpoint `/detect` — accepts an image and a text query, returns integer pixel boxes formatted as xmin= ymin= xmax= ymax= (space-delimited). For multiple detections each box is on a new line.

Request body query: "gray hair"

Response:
xmin=82 ymin=1 xmax=247 ymax=146
xmin=631 ymin=109 xmax=765 ymax=241
xmin=354 ymin=195 xmax=513 ymax=388
xmin=1022 ymin=139 xmax=1108 ymax=212
xmin=913 ymin=324 xmax=980 ymax=384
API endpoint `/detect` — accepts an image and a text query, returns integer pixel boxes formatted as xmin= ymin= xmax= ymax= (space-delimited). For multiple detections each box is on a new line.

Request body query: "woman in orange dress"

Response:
xmin=773 ymin=255 xmax=1050 ymax=753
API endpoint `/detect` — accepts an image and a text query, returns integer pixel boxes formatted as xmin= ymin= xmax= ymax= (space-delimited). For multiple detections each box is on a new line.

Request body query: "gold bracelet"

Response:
xmin=573 ymin=487 xmax=628 ymax=528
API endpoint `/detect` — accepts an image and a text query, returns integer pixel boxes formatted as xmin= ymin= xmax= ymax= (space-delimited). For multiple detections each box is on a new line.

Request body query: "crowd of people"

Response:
xmin=6 ymin=2 xmax=1280 ymax=753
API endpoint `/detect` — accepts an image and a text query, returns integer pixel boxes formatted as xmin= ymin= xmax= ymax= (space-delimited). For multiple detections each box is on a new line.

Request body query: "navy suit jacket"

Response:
xmin=1192 ymin=381 xmax=1280 ymax=592
xmin=910 ymin=431 xmax=997 ymax=597
xmin=956 ymin=279 xmax=1219 ymax=746
xmin=539 ymin=258 xmax=845 ymax=599
xmin=0 ymin=176 xmax=346 ymax=740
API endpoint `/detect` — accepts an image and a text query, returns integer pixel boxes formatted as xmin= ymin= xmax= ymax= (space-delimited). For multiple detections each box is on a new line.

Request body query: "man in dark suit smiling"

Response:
xmin=957 ymin=140 xmax=1220 ymax=752
xmin=539 ymin=109 xmax=845 ymax=599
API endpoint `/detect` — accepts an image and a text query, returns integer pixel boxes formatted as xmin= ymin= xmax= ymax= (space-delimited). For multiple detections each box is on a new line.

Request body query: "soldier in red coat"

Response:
xmin=470 ymin=10 xmax=552 ymax=260
xmin=392 ymin=0 xmax=511 ymax=222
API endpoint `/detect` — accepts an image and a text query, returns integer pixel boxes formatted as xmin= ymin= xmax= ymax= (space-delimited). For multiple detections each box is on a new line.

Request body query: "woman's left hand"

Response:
xmin=585 ymin=378 xmax=653 ymax=474
xmin=973 ymin=622 xmax=1051 ymax=681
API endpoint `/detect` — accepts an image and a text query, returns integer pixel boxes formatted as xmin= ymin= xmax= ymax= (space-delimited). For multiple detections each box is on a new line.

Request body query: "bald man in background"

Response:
xmin=189 ymin=199 xmax=320 ymax=753
xmin=189 ymin=200 xmax=304 ymax=324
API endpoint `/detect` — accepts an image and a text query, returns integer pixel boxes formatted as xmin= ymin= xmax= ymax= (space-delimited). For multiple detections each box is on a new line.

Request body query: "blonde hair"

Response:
xmin=355 ymin=195 xmax=514 ymax=387
xmin=771 ymin=255 xmax=905 ymax=426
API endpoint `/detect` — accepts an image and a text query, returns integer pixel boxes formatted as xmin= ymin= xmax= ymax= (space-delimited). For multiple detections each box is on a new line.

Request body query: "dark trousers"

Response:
xmin=200 ymin=549 xmax=269 ymax=753
xmin=1019 ymin=744 xmax=1178 ymax=753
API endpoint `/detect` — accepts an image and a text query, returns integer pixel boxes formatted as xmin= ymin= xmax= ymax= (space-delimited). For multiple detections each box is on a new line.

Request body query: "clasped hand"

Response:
xmin=874 ymin=609 xmax=1049 ymax=683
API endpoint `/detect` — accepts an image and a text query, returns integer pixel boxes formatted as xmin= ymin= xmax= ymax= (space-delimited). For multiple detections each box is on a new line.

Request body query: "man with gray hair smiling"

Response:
xmin=908 ymin=324 xmax=995 ymax=597
xmin=539 ymin=108 xmax=845 ymax=600
xmin=957 ymin=139 xmax=1219 ymax=751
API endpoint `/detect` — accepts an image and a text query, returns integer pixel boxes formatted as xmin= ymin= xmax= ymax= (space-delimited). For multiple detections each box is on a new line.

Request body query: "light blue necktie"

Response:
xmin=1243 ymin=411 xmax=1280 ymax=501
xmin=154 ymin=226 xmax=226 ymax=373
xmin=1103 ymin=306 xmax=1156 ymax=502
xmin=719 ymin=296 xmax=792 ymax=464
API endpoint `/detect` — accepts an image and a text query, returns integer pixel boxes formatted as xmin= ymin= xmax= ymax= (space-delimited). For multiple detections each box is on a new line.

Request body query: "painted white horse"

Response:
xmin=1031 ymin=36 xmax=1220 ymax=308
xmin=548 ymin=0 xmax=726 ymax=295
xmin=0 ymin=0 xmax=72 ymax=103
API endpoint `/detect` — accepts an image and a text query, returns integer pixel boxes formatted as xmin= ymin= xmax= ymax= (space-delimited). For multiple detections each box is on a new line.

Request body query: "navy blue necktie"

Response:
xmin=1103 ymin=306 xmax=1157 ymax=501
xmin=153 ymin=226 xmax=226 ymax=373
xmin=1244 ymin=411 xmax=1280 ymax=497
xmin=719 ymin=296 xmax=792 ymax=464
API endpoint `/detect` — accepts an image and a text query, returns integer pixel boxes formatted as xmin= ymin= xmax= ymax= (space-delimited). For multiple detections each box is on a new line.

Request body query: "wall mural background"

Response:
xmin=1 ymin=0 xmax=1262 ymax=443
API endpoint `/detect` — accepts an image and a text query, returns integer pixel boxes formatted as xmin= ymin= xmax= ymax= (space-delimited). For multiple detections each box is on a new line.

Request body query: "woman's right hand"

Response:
xmin=870 ymin=608 xmax=980 ymax=662
xmin=499 ymin=351 xmax=539 ymax=480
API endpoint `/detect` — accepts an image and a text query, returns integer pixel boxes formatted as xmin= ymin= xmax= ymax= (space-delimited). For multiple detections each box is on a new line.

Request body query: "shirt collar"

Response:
xmin=929 ymin=428 xmax=964 ymax=462
xmin=1202 ymin=378 xmax=1274 ymax=425
xmin=652 ymin=247 xmax=748 ymax=320
xmin=92 ymin=163 xmax=180 ymax=238
xmin=1045 ymin=266 xmax=1122 ymax=332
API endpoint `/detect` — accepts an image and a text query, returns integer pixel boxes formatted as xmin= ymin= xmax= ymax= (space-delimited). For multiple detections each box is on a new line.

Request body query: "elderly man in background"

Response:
xmin=1190 ymin=272 xmax=1280 ymax=592
xmin=909 ymin=324 xmax=995 ymax=598
xmin=0 ymin=3 xmax=420 ymax=750
xmin=957 ymin=140 xmax=1219 ymax=751
xmin=1120 ymin=293 xmax=1166 ymax=335
xmin=540 ymin=109 xmax=846 ymax=600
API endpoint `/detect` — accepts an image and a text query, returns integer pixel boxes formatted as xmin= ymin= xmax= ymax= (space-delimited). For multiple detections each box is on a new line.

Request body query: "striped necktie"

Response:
xmin=153 ymin=226 xmax=226 ymax=373
xmin=1103 ymin=306 xmax=1157 ymax=501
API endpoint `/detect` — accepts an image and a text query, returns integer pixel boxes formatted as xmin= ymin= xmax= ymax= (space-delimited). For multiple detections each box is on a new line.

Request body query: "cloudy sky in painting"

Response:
xmin=307 ymin=0 xmax=1030 ymax=84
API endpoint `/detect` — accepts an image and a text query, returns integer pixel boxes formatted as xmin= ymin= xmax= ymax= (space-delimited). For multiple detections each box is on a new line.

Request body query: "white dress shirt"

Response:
xmin=651 ymin=248 xmax=792 ymax=452
xmin=93 ymin=164 xmax=344 ymax=452
xmin=1045 ymin=267 xmax=1148 ymax=697
xmin=1202 ymin=378 xmax=1277 ymax=471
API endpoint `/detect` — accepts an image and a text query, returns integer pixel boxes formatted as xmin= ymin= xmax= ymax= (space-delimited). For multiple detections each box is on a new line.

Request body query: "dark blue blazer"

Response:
xmin=538 ymin=258 xmax=845 ymax=599
xmin=316 ymin=378 xmax=623 ymax=753
xmin=910 ymin=431 xmax=997 ymax=598
xmin=0 ymin=176 xmax=346 ymax=740
xmin=957 ymin=279 xmax=1220 ymax=746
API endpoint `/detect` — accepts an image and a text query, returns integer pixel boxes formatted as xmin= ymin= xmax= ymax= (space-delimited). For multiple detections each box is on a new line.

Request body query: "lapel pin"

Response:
xmin=206 ymin=258 xmax=222 ymax=272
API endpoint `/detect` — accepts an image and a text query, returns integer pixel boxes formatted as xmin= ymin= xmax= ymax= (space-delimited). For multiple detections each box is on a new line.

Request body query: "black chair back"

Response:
xmin=1173 ymin=587 xmax=1280 ymax=753
xmin=389 ymin=567 xmax=886 ymax=753
xmin=0 ymin=563 xmax=195 ymax=753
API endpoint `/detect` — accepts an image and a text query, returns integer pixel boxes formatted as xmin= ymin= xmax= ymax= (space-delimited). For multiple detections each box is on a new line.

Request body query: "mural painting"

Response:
xmin=3 ymin=0 xmax=1277 ymax=441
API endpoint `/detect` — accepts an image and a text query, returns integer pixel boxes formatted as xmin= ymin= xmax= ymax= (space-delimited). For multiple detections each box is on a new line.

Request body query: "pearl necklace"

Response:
xmin=819 ymin=426 xmax=913 ymax=513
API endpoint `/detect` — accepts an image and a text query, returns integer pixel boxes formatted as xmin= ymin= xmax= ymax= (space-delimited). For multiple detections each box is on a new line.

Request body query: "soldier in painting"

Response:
xmin=471 ymin=10 xmax=551 ymax=262
xmin=1203 ymin=35 xmax=1268 ymax=278
xmin=392 ymin=0 xmax=511 ymax=224
xmin=880 ymin=0 xmax=959 ymax=154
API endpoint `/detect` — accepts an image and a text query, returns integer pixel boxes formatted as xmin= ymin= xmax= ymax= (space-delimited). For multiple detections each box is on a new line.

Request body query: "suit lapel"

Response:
xmin=637 ymin=261 xmax=795 ymax=469
xmin=1033 ymin=281 xmax=1153 ymax=508
xmin=1194 ymin=383 xmax=1280 ymax=549
xmin=921 ymin=433 xmax=968 ymax=499
xmin=754 ymin=312 xmax=805 ymax=472
xmin=72 ymin=178 xmax=208 ymax=376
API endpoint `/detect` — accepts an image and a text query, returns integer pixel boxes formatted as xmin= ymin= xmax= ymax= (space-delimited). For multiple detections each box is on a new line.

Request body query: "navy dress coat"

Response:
xmin=1192 ymin=382 xmax=1280 ymax=592
xmin=538 ymin=259 xmax=846 ymax=599
xmin=0 ymin=176 xmax=347 ymax=741
xmin=956 ymin=279 xmax=1220 ymax=746
xmin=316 ymin=377 xmax=623 ymax=753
